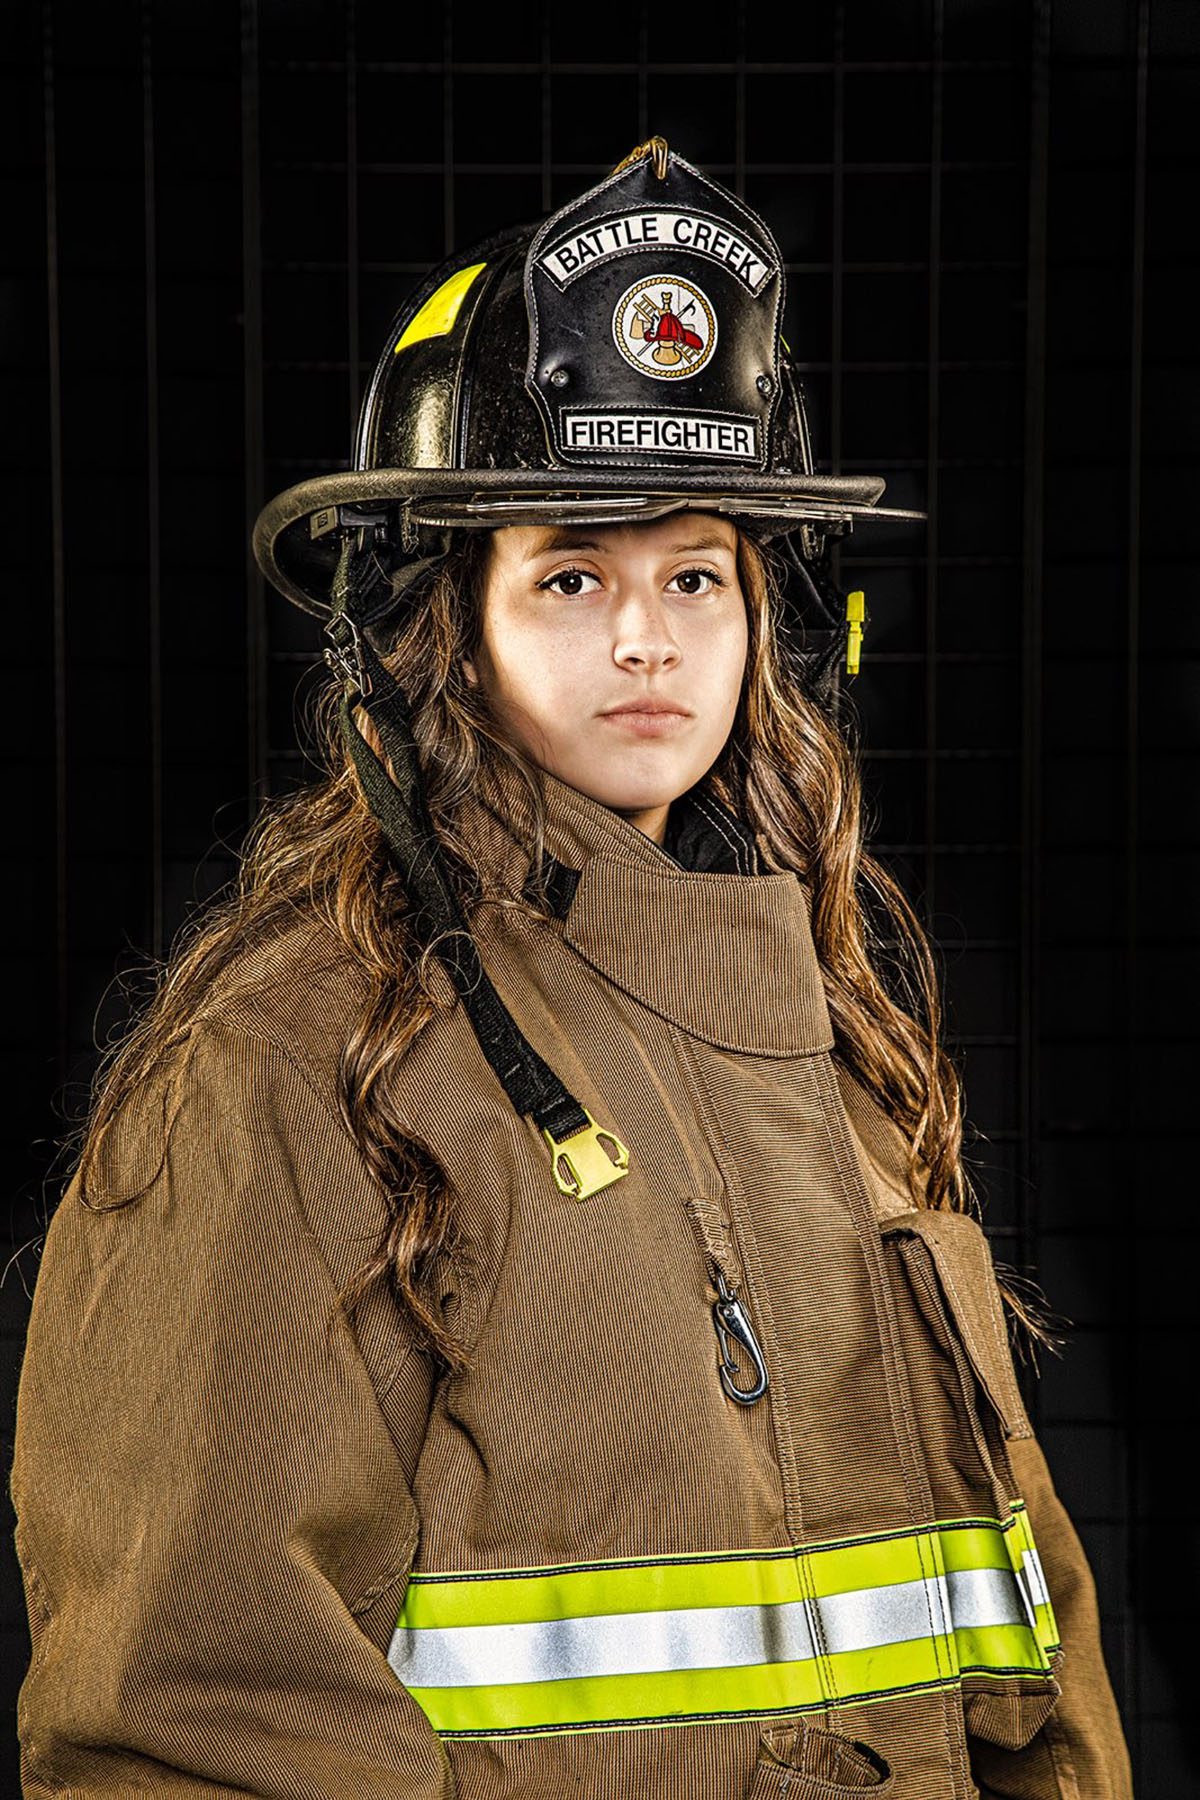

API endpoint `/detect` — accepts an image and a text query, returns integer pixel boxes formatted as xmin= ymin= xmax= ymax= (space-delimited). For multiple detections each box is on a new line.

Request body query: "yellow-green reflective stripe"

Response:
xmin=400 ymin=1519 xmax=1011 ymax=1631
xmin=392 ymin=1573 xmax=1036 ymax=1693
xmin=394 ymin=263 xmax=486 ymax=353
xmin=399 ymin=1629 xmax=1048 ymax=1737
xmin=387 ymin=1513 xmax=1058 ymax=1735
xmin=406 ymin=1640 xmax=959 ymax=1736
xmin=402 ymin=1545 xmax=799 ymax=1630
xmin=1003 ymin=1500 xmax=1061 ymax=1660
xmin=955 ymin=1623 xmax=1051 ymax=1675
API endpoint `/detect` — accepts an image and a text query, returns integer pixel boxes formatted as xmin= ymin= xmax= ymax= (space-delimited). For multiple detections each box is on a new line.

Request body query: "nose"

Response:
xmin=611 ymin=587 xmax=682 ymax=676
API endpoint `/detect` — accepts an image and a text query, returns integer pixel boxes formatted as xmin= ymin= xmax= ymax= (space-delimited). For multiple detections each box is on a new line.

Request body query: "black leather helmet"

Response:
xmin=252 ymin=137 xmax=925 ymax=624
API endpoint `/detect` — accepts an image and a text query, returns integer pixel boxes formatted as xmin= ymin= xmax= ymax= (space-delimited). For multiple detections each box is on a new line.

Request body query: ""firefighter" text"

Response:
xmin=560 ymin=411 xmax=760 ymax=460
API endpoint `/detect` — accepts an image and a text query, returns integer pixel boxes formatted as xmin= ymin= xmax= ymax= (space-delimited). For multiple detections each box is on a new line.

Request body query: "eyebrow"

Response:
xmin=524 ymin=529 xmax=737 ymax=559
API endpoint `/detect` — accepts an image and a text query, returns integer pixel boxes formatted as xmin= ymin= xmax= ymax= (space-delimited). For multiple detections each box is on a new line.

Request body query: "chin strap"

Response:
xmin=323 ymin=534 xmax=631 ymax=1203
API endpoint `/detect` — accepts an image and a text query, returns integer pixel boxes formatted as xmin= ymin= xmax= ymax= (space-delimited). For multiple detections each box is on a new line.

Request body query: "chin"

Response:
xmin=572 ymin=775 xmax=689 ymax=813
xmin=541 ymin=740 xmax=712 ymax=812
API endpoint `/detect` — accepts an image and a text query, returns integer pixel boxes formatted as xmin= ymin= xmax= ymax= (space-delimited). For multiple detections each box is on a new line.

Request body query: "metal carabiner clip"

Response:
xmin=712 ymin=1271 xmax=769 ymax=1406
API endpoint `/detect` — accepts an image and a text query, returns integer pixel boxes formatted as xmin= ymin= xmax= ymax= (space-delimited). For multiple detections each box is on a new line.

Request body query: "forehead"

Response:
xmin=486 ymin=513 xmax=741 ymax=567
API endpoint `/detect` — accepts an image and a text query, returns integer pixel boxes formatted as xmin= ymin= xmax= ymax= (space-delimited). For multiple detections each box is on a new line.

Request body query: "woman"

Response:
xmin=11 ymin=142 xmax=1132 ymax=1798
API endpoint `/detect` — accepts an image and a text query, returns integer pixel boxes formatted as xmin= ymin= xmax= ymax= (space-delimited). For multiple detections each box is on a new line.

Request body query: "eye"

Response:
xmin=536 ymin=566 xmax=602 ymax=598
xmin=666 ymin=565 xmax=726 ymax=596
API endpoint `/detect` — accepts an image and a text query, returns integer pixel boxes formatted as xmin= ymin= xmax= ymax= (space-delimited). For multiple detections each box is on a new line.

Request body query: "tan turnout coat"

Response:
xmin=11 ymin=764 xmax=1133 ymax=1797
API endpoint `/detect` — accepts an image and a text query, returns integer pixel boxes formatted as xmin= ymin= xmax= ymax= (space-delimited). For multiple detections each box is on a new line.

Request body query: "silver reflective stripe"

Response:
xmin=1012 ymin=1545 xmax=1051 ymax=1630
xmin=816 ymin=1573 xmax=951 ymax=1656
xmin=391 ymin=1596 xmax=818 ymax=1690
xmin=389 ymin=1563 xmax=1030 ymax=1691
xmin=945 ymin=1565 xmax=1027 ymax=1630
xmin=1022 ymin=1546 xmax=1051 ymax=1610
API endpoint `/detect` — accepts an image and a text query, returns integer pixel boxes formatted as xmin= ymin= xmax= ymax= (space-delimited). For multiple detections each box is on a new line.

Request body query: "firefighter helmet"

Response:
xmin=252 ymin=137 xmax=925 ymax=624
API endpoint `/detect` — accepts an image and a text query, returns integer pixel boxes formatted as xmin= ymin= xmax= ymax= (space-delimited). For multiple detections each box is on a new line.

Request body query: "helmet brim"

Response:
xmin=253 ymin=466 xmax=927 ymax=618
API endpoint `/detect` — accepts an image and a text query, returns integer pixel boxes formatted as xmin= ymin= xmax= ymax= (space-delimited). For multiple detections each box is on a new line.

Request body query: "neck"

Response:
xmin=612 ymin=801 xmax=670 ymax=846
xmin=452 ymin=752 xmax=775 ymax=904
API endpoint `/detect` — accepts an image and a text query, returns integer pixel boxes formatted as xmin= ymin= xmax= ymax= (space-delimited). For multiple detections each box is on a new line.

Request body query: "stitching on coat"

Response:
xmin=190 ymin=1016 xmax=423 ymax=1393
xmin=904 ymin=1245 xmax=1007 ymax=1525
xmin=192 ymin=1010 xmax=352 ymax=1141
xmin=350 ymin=1525 xmax=422 ymax=1616
xmin=181 ymin=1018 xmax=447 ymax=1521
xmin=189 ymin=1013 xmax=500 ymax=1375
xmin=897 ymin=1252 xmax=977 ymax=1797
xmin=809 ymin=1052 xmax=971 ymax=1794
xmin=13 ymin=1523 xmax=54 ymax=1685
xmin=810 ymin=1054 xmax=926 ymax=1524
xmin=690 ymin=790 xmax=741 ymax=864
xmin=978 ymin=1239 xmax=1034 ymax=1440
xmin=690 ymin=788 xmax=753 ymax=873
xmin=670 ymin=1030 xmax=799 ymax=1529
xmin=1041 ymin=1702 xmax=1085 ymax=1800
xmin=934 ymin=1238 xmax=1029 ymax=1441
xmin=665 ymin=1029 xmax=843 ymax=1708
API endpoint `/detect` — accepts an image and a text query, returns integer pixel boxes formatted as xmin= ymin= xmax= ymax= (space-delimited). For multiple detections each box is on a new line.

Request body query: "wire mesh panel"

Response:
xmin=6 ymin=0 xmax=1196 ymax=1787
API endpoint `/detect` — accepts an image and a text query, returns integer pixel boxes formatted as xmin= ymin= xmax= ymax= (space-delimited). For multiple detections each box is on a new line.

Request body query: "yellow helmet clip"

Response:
xmin=845 ymin=589 xmax=866 ymax=676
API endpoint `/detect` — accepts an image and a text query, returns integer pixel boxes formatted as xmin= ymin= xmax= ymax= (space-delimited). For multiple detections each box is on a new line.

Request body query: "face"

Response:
xmin=461 ymin=514 xmax=749 ymax=844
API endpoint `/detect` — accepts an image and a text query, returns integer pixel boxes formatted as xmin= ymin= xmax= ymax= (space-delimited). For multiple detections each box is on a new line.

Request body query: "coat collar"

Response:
xmin=453 ymin=759 xmax=834 ymax=1056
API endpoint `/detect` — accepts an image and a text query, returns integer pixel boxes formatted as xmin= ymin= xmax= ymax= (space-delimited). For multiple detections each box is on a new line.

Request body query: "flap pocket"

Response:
xmin=747 ymin=1721 xmax=893 ymax=1798
xmin=879 ymin=1209 xmax=1061 ymax=1755
xmin=962 ymin=1647 xmax=1065 ymax=1751
xmin=881 ymin=1208 xmax=1032 ymax=1441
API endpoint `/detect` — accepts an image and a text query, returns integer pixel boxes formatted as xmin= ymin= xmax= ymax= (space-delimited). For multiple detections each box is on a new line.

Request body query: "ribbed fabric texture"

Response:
xmin=10 ymin=768 xmax=1131 ymax=1798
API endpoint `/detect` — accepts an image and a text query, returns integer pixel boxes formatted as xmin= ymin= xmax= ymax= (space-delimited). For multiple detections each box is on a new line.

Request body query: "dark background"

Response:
xmin=4 ymin=0 xmax=1196 ymax=1790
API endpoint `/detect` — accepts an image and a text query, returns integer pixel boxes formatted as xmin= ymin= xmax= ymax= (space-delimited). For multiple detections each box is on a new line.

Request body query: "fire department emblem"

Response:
xmin=612 ymin=274 xmax=717 ymax=381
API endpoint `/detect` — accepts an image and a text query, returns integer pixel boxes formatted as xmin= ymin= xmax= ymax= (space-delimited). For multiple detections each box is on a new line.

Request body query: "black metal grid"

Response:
xmin=6 ymin=0 xmax=1196 ymax=1785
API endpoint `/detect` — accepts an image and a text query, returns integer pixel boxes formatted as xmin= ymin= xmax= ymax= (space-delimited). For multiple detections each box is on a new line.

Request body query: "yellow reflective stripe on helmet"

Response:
xmin=394 ymin=263 xmax=487 ymax=353
xmin=388 ymin=1510 xmax=1061 ymax=1738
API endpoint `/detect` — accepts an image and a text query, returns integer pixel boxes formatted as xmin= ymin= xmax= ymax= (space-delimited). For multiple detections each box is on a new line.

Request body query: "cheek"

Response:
xmin=694 ymin=609 xmax=749 ymax=705
xmin=481 ymin=612 xmax=586 ymax=708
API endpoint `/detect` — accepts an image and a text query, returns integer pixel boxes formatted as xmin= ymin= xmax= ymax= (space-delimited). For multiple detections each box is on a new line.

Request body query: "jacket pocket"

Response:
xmin=747 ymin=1721 xmax=893 ymax=1798
xmin=881 ymin=1208 xmax=1033 ymax=1511
xmin=880 ymin=1209 xmax=1062 ymax=1754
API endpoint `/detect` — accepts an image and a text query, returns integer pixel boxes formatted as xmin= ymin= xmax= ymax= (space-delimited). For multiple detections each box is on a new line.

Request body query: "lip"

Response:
xmin=600 ymin=701 xmax=692 ymax=717
xmin=599 ymin=708 xmax=691 ymax=737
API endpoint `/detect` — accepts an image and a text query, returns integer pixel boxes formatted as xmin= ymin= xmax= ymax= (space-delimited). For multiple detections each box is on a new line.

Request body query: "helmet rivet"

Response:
xmin=757 ymin=374 xmax=774 ymax=397
xmin=549 ymin=367 xmax=570 ymax=389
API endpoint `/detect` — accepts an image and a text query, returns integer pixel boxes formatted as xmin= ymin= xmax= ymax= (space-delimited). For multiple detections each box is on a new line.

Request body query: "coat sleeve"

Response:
xmin=10 ymin=1015 xmax=453 ymax=1798
xmin=969 ymin=1431 xmax=1134 ymax=1800
xmin=832 ymin=1059 xmax=1134 ymax=1800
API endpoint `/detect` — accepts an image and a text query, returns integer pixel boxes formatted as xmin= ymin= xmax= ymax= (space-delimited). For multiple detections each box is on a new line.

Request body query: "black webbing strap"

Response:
xmin=324 ymin=537 xmax=590 ymax=1148
xmin=774 ymin=534 xmax=852 ymax=703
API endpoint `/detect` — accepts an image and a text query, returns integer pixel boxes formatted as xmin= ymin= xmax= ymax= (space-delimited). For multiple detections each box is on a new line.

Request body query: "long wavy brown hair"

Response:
xmin=67 ymin=523 xmax=1047 ymax=1377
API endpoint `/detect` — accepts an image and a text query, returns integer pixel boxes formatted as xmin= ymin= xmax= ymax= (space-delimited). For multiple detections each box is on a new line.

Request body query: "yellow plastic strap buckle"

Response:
xmin=845 ymin=588 xmax=866 ymax=676
xmin=542 ymin=1109 xmax=631 ymax=1200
